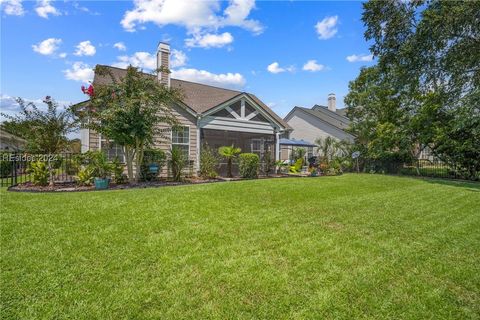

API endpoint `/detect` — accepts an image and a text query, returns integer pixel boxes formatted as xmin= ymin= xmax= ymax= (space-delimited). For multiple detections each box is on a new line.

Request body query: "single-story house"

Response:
xmin=283 ymin=94 xmax=355 ymax=144
xmin=79 ymin=42 xmax=291 ymax=175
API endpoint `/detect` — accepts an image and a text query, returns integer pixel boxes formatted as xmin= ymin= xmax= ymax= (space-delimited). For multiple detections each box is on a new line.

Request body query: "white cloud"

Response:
xmin=32 ymin=38 xmax=62 ymax=56
xmin=171 ymin=49 xmax=187 ymax=68
xmin=267 ymin=62 xmax=295 ymax=74
xmin=120 ymin=0 xmax=263 ymax=37
xmin=113 ymin=42 xmax=127 ymax=51
xmin=112 ymin=52 xmax=156 ymax=70
xmin=35 ymin=0 xmax=61 ymax=18
xmin=63 ymin=62 xmax=94 ymax=83
xmin=112 ymin=49 xmax=187 ymax=70
xmin=315 ymin=15 xmax=338 ymax=40
xmin=59 ymin=52 xmax=67 ymax=58
xmin=346 ymin=54 xmax=374 ymax=62
xmin=0 ymin=0 xmax=24 ymax=16
xmin=302 ymin=60 xmax=325 ymax=72
xmin=74 ymin=40 xmax=96 ymax=56
xmin=172 ymin=68 xmax=245 ymax=90
xmin=185 ymin=32 xmax=233 ymax=48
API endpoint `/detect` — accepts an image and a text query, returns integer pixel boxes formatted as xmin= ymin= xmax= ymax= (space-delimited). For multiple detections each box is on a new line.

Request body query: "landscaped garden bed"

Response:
xmin=7 ymin=173 xmax=307 ymax=192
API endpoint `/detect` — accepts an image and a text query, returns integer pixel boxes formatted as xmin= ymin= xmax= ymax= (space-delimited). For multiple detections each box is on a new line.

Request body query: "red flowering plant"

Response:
xmin=81 ymin=84 xmax=94 ymax=97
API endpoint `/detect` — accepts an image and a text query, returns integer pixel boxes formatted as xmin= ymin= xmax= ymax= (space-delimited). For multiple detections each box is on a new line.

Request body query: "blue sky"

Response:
xmin=0 ymin=0 xmax=374 ymax=118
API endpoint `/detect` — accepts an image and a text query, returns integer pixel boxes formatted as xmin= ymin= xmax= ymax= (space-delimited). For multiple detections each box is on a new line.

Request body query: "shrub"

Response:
xmin=0 ymin=155 xmax=12 ymax=178
xmin=200 ymin=144 xmax=218 ymax=179
xmin=239 ymin=153 xmax=259 ymax=179
xmin=112 ymin=157 xmax=128 ymax=184
xmin=76 ymin=166 xmax=94 ymax=186
xmin=262 ymin=151 xmax=275 ymax=176
xmin=170 ymin=146 xmax=187 ymax=182
xmin=89 ymin=151 xmax=112 ymax=179
xmin=141 ymin=149 xmax=166 ymax=181
xmin=26 ymin=161 xmax=50 ymax=186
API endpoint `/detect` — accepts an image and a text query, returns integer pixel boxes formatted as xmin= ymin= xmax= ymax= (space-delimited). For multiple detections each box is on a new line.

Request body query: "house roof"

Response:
xmin=92 ymin=65 xmax=290 ymax=130
xmin=291 ymin=106 xmax=351 ymax=131
xmin=279 ymin=138 xmax=317 ymax=147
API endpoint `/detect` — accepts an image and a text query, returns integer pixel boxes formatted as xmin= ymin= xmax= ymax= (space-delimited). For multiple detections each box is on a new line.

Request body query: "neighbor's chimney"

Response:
xmin=157 ymin=42 xmax=170 ymax=87
xmin=328 ymin=93 xmax=336 ymax=112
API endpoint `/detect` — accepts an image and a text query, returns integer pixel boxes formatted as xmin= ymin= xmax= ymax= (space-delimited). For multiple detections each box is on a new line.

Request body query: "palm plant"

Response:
xmin=218 ymin=145 xmax=241 ymax=178
xmin=315 ymin=136 xmax=337 ymax=163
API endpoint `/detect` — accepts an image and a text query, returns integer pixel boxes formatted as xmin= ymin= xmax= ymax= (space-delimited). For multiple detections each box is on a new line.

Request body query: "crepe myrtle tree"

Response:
xmin=77 ymin=65 xmax=183 ymax=183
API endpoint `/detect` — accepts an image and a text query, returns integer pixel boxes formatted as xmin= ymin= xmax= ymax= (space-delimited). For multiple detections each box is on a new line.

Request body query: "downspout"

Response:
xmin=196 ymin=115 xmax=202 ymax=175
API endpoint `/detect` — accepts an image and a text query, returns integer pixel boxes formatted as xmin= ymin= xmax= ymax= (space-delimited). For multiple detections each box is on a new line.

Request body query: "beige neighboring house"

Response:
xmin=0 ymin=127 xmax=26 ymax=151
xmin=283 ymin=93 xmax=355 ymax=145
xmin=78 ymin=42 xmax=291 ymax=176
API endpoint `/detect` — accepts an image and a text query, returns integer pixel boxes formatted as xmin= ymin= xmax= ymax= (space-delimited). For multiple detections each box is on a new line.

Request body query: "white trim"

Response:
xmin=225 ymin=106 xmax=241 ymax=119
xmin=171 ymin=125 xmax=191 ymax=159
xmin=196 ymin=126 xmax=201 ymax=172
xmin=202 ymin=93 xmax=284 ymax=130
xmin=240 ymin=99 xmax=245 ymax=118
xmin=275 ymin=132 xmax=280 ymax=161
xmin=245 ymin=111 xmax=259 ymax=121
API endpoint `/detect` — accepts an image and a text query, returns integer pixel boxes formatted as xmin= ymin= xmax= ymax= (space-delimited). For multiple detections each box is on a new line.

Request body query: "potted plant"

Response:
xmin=90 ymin=151 xmax=112 ymax=189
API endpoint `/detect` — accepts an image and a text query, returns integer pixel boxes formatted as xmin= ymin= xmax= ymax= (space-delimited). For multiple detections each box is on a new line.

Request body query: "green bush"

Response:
xmin=112 ymin=157 xmax=128 ymax=184
xmin=26 ymin=161 xmax=50 ymax=186
xmin=89 ymin=151 xmax=112 ymax=179
xmin=141 ymin=149 xmax=166 ymax=181
xmin=262 ymin=151 xmax=275 ymax=176
xmin=170 ymin=147 xmax=187 ymax=182
xmin=0 ymin=155 xmax=12 ymax=178
xmin=76 ymin=166 xmax=94 ymax=186
xmin=239 ymin=153 xmax=259 ymax=179
xmin=200 ymin=144 xmax=218 ymax=179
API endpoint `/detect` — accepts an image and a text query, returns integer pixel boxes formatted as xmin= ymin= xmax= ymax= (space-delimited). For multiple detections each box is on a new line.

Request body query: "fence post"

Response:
xmin=12 ymin=152 xmax=17 ymax=186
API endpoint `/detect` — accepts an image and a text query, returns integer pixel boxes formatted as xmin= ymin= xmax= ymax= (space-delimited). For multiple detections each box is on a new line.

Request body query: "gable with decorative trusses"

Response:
xmin=199 ymin=94 xmax=284 ymax=134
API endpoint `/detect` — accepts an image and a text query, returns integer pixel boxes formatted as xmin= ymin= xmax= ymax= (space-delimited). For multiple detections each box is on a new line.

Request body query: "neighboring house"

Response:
xmin=283 ymin=93 xmax=355 ymax=145
xmin=0 ymin=127 xmax=26 ymax=151
xmin=78 ymin=42 xmax=291 ymax=175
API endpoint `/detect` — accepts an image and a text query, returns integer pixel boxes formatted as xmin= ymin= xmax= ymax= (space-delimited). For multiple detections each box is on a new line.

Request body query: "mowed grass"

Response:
xmin=1 ymin=174 xmax=479 ymax=319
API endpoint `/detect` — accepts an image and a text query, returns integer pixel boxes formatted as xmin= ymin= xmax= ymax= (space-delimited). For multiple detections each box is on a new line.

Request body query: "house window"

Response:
xmin=100 ymin=137 xmax=125 ymax=162
xmin=307 ymin=147 xmax=314 ymax=159
xmin=251 ymin=138 xmax=263 ymax=157
xmin=172 ymin=126 xmax=190 ymax=158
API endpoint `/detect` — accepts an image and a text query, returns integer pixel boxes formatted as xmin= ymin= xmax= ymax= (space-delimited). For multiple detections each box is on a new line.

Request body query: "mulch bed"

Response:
xmin=7 ymin=174 xmax=302 ymax=193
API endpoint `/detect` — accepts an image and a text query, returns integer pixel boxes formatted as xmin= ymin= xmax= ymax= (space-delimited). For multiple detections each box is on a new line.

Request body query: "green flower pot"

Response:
xmin=94 ymin=177 xmax=110 ymax=190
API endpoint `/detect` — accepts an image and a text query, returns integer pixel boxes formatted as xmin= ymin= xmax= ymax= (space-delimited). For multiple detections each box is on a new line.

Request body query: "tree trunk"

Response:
xmin=134 ymin=139 xmax=144 ymax=183
xmin=227 ymin=158 xmax=232 ymax=178
xmin=124 ymin=146 xmax=135 ymax=184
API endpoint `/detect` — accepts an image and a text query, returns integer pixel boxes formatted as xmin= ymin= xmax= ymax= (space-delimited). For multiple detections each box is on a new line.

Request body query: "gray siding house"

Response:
xmin=79 ymin=42 xmax=291 ymax=175
xmin=283 ymin=94 xmax=355 ymax=144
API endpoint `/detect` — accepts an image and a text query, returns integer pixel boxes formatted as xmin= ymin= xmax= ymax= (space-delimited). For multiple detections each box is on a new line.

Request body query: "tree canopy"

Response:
xmin=77 ymin=65 xmax=183 ymax=183
xmin=345 ymin=0 xmax=480 ymax=179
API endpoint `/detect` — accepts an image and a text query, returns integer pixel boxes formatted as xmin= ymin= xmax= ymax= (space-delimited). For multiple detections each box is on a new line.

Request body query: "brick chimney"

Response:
xmin=156 ymin=42 xmax=170 ymax=87
xmin=328 ymin=93 xmax=336 ymax=112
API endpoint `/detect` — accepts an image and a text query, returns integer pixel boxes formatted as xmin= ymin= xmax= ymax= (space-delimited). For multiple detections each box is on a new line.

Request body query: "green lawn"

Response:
xmin=1 ymin=174 xmax=479 ymax=319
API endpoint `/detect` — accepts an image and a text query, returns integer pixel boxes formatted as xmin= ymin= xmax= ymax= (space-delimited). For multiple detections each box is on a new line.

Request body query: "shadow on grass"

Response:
xmin=422 ymin=177 xmax=480 ymax=192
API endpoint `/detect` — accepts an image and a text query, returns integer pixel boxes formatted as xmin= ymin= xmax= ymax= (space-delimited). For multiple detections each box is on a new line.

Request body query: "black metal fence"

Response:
xmin=0 ymin=152 xmax=78 ymax=187
xmin=358 ymin=158 xmax=476 ymax=180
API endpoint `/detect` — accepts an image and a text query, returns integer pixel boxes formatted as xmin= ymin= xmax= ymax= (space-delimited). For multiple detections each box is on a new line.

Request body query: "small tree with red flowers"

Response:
xmin=78 ymin=65 xmax=183 ymax=183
